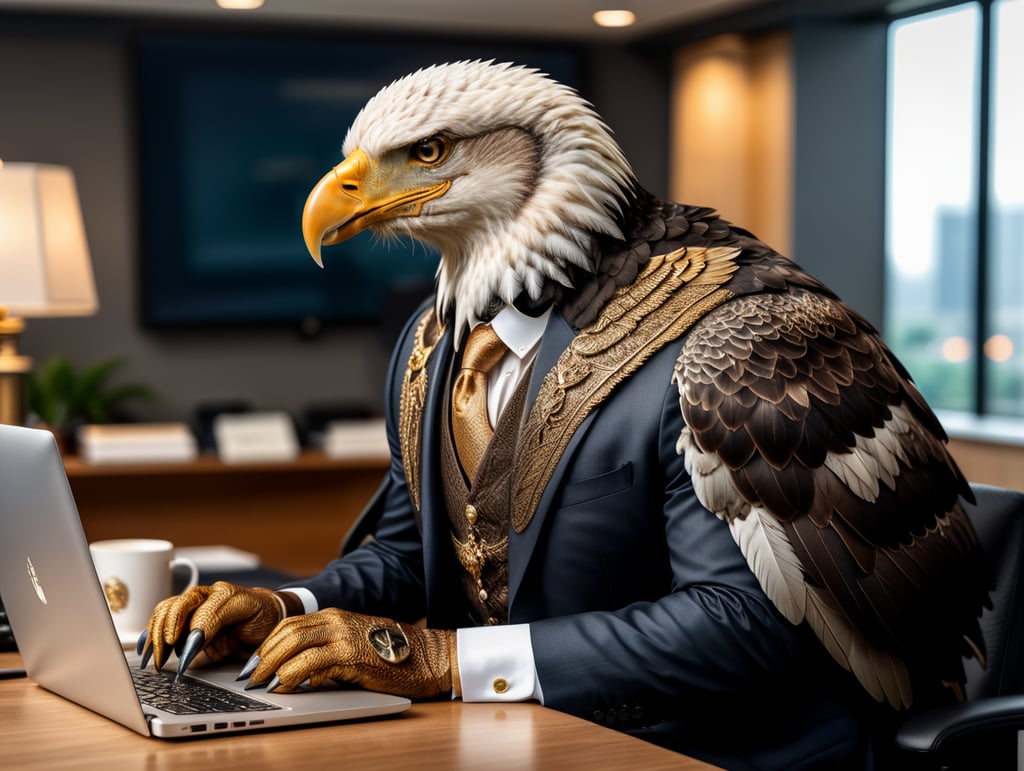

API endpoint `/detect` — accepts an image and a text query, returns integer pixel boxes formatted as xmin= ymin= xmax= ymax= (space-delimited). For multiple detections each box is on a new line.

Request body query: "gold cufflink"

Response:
xmin=492 ymin=677 xmax=510 ymax=694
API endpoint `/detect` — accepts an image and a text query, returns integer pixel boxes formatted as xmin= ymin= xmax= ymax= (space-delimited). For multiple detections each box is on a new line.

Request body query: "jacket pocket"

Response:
xmin=558 ymin=462 xmax=634 ymax=508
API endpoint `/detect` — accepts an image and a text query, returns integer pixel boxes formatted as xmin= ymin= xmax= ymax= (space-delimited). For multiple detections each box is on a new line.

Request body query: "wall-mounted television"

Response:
xmin=136 ymin=34 xmax=582 ymax=331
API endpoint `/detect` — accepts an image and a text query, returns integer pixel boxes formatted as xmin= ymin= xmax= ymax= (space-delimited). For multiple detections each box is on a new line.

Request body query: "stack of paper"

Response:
xmin=77 ymin=423 xmax=199 ymax=465
xmin=213 ymin=411 xmax=300 ymax=464
xmin=173 ymin=545 xmax=260 ymax=571
xmin=323 ymin=418 xmax=390 ymax=460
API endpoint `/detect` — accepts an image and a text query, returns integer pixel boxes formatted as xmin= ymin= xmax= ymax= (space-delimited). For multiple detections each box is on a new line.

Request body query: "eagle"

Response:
xmin=300 ymin=60 xmax=991 ymax=710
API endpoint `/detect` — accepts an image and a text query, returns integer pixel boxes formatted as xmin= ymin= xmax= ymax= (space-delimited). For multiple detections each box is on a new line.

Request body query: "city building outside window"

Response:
xmin=886 ymin=0 xmax=1023 ymax=419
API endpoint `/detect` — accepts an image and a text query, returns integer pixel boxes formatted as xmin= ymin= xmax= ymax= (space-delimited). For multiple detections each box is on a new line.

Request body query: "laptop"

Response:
xmin=0 ymin=424 xmax=410 ymax=738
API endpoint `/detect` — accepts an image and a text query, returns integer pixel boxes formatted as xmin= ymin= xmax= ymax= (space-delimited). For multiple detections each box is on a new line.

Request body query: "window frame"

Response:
xmin=886 ymin=0 xmax=1020 ymax=420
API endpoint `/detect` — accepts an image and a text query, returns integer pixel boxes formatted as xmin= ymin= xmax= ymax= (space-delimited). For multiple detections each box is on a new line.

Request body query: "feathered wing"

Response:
xmin=561 ymin=193 xmax=990 ymax=709
xmin=672 ymin=284 xmax=992 ymax=710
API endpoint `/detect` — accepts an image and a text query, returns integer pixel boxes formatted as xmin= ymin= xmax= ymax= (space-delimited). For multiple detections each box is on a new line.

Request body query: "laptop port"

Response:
xmin=232 ymin=721 xmax=246 ymax=728
xmin=189 ymin=725 xmax=207 ymax=733
xmin=250 ymin=719 xmax=265 ymax=726
xmin=214 ymin=722 xmax=228 ymax=730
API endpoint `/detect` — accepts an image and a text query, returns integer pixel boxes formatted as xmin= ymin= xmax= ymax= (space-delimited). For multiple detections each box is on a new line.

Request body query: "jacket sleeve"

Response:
xmin=528 ymin=378 xmax=808 ymax=726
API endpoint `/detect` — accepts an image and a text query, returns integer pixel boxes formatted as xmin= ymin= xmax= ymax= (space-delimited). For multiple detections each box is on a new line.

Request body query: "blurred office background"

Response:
xmin=0 ymin=0 xmax=1020 ymax=483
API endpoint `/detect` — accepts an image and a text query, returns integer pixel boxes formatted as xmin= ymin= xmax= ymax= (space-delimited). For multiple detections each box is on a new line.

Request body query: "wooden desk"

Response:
xmin=63 ymin=452 xmax=389 ymax=576
xmin=0 ymin=652 xmax=717 ymax=770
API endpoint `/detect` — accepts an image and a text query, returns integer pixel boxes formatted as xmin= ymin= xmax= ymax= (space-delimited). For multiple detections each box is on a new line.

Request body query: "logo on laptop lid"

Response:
xmin=26 ymin=557 xmax=47 ymax=605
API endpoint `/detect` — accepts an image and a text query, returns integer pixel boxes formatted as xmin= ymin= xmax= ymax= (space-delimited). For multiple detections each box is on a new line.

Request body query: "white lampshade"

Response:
xmin=0 ymin=162 xmax=98 ymax=318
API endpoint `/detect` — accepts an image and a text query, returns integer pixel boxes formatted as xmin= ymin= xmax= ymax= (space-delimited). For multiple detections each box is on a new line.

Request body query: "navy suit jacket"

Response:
xmin=294 ymin=306 xmax=875 ymax=770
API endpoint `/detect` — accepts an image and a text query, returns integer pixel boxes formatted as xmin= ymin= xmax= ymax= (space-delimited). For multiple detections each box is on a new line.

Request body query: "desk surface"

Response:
xmin=0 ymin=652 xmax=718 ymax=770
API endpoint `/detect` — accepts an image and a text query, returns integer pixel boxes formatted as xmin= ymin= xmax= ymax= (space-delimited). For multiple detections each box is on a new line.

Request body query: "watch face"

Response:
xmin=368 ymin=626 xmax=411 ymax=664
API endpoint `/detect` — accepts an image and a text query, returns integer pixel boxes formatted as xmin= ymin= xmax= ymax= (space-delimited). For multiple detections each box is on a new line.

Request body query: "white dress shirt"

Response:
xmin=287 ymin=305 xmax=551 ymax=702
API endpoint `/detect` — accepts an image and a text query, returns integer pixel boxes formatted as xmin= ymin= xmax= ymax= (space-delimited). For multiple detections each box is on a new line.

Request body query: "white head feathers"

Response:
xmin=343 ymin=60 xmax=636 ymax=339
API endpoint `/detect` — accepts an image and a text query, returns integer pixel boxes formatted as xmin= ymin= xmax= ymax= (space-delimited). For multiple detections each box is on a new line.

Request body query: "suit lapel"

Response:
xmin=525 ymin=310 xmax=574 ymax=407
xmin=418 ymin=330 xmax=455 ymax=621
xmin=508 ymin=311 xmax=598 ymax=614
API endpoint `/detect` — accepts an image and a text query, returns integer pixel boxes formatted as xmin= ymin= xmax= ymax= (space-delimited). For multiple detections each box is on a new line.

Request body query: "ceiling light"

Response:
xmin=216 ymin=0 xmax=265 ymax=9
xmin=593 ymin=9 xmax=636 ymax=28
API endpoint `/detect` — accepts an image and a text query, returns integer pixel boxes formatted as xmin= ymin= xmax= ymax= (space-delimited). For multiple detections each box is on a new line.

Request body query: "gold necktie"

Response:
xmin=451 ymin=324 xmax=507 ymax=481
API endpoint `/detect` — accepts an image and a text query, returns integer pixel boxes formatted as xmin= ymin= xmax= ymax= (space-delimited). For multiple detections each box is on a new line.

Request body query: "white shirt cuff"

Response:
xmin=279 ymin=586 xmax=319 ymax=614
xmin=456 ymin=624 xmax=543 ymax=703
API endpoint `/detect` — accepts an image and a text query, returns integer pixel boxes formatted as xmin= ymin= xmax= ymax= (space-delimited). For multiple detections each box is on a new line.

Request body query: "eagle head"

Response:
xmin=301 ymin=60 xmax=636 ymax=340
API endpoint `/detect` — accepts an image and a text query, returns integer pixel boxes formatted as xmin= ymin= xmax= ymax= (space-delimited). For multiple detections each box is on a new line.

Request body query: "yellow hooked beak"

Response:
xmin=301 ymin=149 xmax=451 ymax=267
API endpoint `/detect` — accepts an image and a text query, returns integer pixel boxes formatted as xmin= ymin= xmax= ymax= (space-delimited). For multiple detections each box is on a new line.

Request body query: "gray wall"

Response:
xmin=0 ymin=18 xmax=667 ymax=429
xmin=792 ymin=19 xmax=888 ymax=329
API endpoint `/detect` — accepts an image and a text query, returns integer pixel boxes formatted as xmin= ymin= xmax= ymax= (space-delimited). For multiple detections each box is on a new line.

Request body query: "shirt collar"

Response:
xmin=488 ymin=305 xmax=551 ymax=361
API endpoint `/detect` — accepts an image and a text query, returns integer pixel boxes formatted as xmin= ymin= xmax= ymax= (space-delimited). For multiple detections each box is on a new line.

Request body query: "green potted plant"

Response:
xmin=25 ymin=355 xmax=161 ymax=452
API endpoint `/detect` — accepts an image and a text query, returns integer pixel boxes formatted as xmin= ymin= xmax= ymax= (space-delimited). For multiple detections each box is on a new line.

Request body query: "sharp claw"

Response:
xmin=244 ymin=664 xmax=273 ymax=691
xmin=139 ymin=642 xmax=153 ymax=670
xmin=244 ymin=676 xmax=269 ymax=691
xmin=236 ymin=654 xmax=260 ymax=681
xmin=266 ymin=675 xmax=281 ymax=693
xmin=136 ymin=630 xmax=148 ymax=656
xmin=176 ymin=629 xmax=206 ymax=675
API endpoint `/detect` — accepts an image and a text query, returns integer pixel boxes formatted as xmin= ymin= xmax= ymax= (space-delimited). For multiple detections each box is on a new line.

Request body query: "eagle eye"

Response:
xmin=410 ymin=135 xmax=449 ymax=165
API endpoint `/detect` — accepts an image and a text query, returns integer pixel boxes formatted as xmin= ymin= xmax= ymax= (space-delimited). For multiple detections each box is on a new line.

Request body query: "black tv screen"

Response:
xmin=136 ymin=34 xmax=582 ymax=329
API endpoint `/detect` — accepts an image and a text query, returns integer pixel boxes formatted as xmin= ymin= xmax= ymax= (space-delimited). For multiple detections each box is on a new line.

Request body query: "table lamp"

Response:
xmin=0 ymin=161 xmax=98 ymax=425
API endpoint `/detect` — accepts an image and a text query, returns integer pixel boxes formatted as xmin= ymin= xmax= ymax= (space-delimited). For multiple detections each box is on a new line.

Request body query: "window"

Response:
xmin=986 ymin=0 xmax=1024 ymax=414
xmin=886 ymin=0 xmax=1024 ymax=418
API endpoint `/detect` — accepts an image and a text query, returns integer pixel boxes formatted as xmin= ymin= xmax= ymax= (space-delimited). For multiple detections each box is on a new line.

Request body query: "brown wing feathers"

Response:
xmin=661 ymin=205 xmax=990 ymax=708
xmin=562 ymin=190 xmax=989 ymax=707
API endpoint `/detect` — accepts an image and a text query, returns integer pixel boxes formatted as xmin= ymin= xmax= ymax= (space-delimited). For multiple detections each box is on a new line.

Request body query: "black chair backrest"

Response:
xmin=340 ymin=476 xmax=388 ymax=556
xmin=962 ymin=483 xmax=1024 ymax=699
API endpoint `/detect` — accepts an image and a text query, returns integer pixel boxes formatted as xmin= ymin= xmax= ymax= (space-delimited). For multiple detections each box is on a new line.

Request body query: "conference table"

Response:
xmin=0 ymin=651 xmax=721 ymax=770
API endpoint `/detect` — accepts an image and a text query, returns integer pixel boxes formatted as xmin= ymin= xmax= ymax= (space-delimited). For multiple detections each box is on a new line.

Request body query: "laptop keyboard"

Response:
xmin=132 ymin=667 xmax=282 ymax=715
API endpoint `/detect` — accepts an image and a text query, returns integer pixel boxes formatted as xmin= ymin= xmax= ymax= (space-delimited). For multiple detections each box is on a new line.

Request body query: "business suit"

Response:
xmin=293 ymin=299 xmax=873 ymax=770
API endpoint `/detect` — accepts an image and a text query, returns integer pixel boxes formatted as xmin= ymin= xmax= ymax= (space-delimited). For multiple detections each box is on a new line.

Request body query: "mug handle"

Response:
xmin=170 ymin=556 xmax=200 ymax=591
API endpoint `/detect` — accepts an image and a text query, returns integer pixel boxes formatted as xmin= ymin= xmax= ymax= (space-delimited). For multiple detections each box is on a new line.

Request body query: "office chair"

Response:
xmin=340 ymin=475 xmax=388 ymax=556
xmin=895 ymin=483 xmax=1024 ymax=769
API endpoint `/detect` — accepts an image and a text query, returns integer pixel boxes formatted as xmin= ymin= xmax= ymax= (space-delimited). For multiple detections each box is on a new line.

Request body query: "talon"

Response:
xmin=139 ymin=642 xmax=153 ymax=670
xmin=236 ymin=653 xmax=260 ymax=681
xmin=136 ymin=630 xmax=148 ymax=656
xmin=266 ymin=675 xmax=282 ymax=693
xmin=177 ymin=628 xmax=206 ymax=675
xmin=244 ymin=674 xmax=271 ymax=691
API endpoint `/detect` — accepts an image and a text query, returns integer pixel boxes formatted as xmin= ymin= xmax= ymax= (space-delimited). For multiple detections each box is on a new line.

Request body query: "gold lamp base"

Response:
xmin=0 ymin=306 xmax=33 ymax=426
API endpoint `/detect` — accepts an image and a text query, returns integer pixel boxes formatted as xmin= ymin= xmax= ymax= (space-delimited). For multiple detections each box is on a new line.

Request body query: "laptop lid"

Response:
xmin=0 ymin=425 xmax=409 ymax=738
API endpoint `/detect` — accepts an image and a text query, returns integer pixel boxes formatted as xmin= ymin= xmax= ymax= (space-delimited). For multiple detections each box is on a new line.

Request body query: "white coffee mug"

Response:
xmin=89 ymin=538 xmax=199 ymax=646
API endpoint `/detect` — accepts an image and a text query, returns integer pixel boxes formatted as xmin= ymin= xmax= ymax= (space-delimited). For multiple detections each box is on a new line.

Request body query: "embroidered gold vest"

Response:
xmin=440 ymin=367 xmax=531 ymax=625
